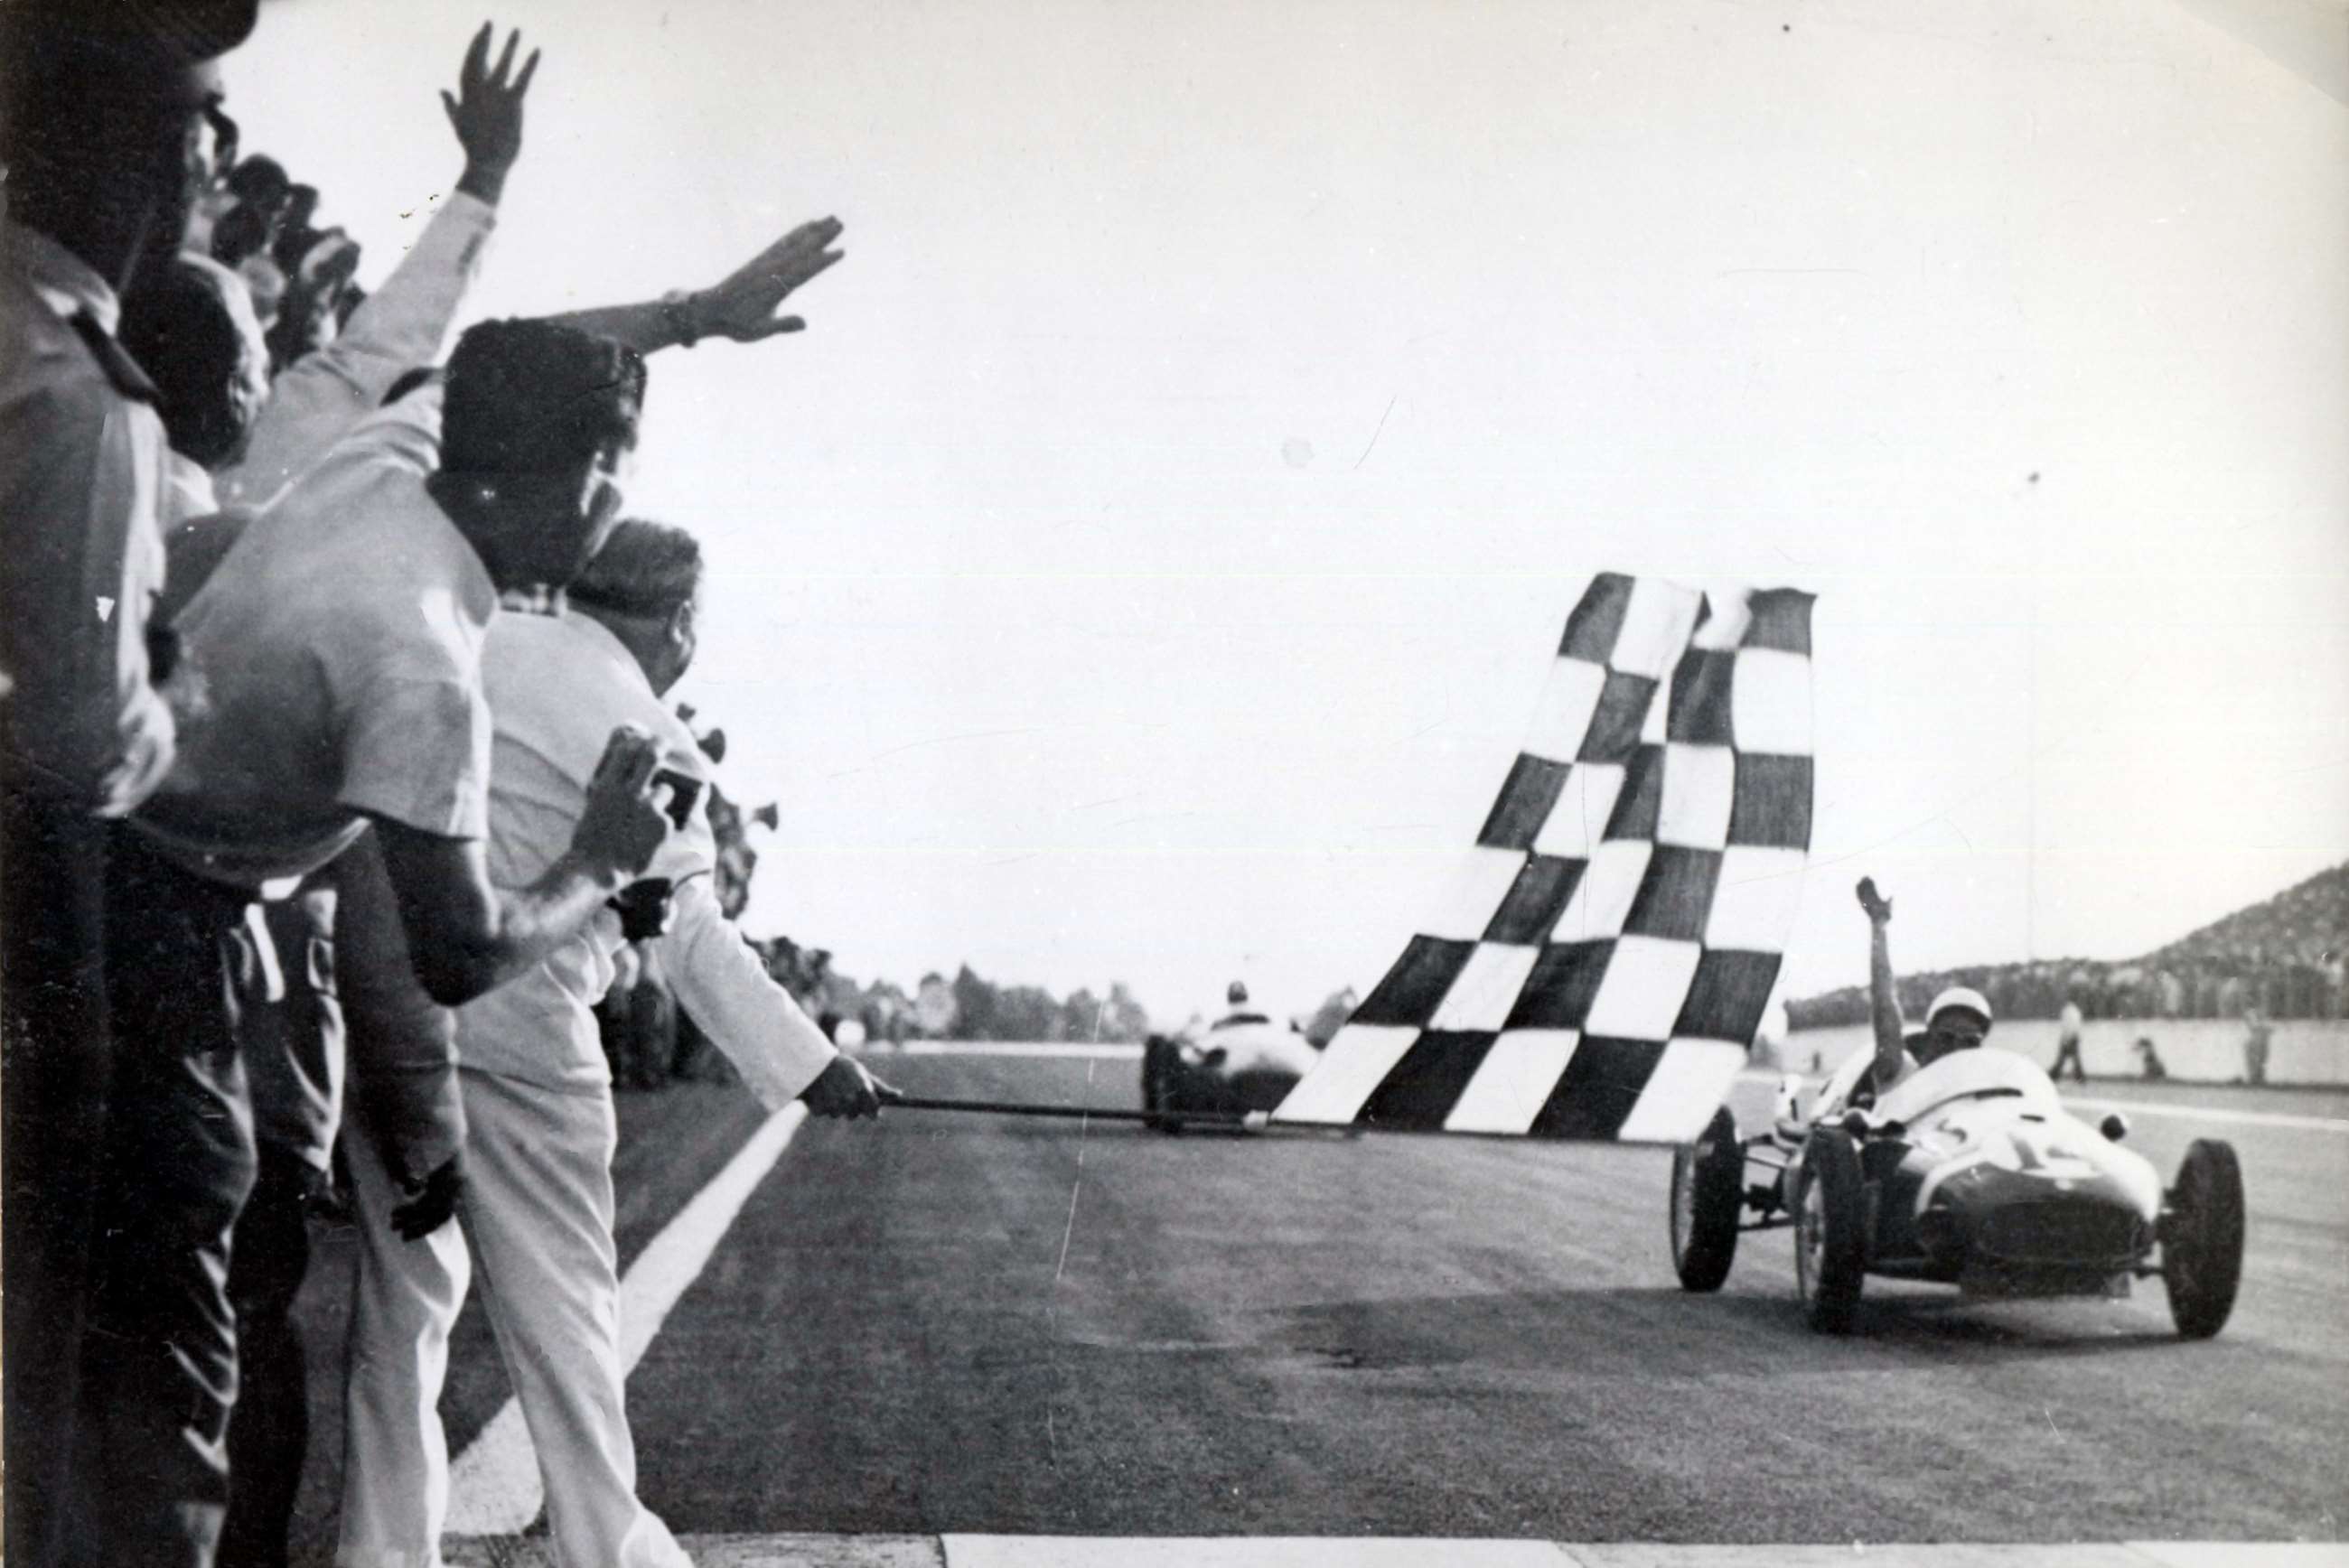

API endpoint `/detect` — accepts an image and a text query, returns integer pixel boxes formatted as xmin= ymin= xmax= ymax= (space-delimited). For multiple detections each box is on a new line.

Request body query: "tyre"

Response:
xmin=1793 ymin=1126 xmax=1867 ymax=1333
xmin=1670 ymin=1106 xmax=1744 ymax=1292
xmin=1140 ymin=1035 xmax=1183 ymax=1134
xmin=2164 ymin=1139 xmax=2245 ymax=1339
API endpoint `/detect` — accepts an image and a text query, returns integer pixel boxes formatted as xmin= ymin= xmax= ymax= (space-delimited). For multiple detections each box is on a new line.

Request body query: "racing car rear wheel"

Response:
xmin=1794 ymin=1126 xmax=1867 ymax=1334
xmin=2163 ymin=1138 xmax=2244 ymax=1339
xmin=1140 ymin=1035 xmax=1182 ymax=1134
xmin=1669 ymin=1106 xmax=1744 ymax=1293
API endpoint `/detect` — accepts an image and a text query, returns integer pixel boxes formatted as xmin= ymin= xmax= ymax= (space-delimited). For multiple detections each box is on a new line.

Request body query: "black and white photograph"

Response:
xmin=3 ymin=1 xmax=2344 ymax=1564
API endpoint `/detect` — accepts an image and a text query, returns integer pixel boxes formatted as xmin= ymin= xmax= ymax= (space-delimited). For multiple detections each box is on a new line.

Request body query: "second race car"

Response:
xmin=1140 ymin=984 xmax=1322 ymax=1132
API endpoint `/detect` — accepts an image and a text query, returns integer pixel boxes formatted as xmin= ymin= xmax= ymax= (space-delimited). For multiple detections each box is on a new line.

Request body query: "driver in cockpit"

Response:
xmin=1852 ymin=876 xmax=1993 ymax=1108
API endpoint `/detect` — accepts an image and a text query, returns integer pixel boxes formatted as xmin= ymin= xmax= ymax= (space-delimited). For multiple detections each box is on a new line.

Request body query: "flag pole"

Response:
xmin=879 ymin=1092 xmax=1259 ymax=1130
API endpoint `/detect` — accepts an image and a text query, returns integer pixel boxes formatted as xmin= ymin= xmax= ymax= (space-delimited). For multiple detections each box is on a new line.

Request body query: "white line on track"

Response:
xmin=445 ymin=1104 xmax=810 ymax=1536
xmin=443 ymin=1534 xmax=2344 ymax=1566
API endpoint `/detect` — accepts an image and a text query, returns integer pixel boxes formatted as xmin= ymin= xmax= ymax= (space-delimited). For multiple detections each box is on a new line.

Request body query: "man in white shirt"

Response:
xmin=97 ymin=311 xmax=677 ymax=1568
xmin=114 ymin=34 xmax=536 ymax=1565
xmin=340 ymin=519 xmax=892 ymax=1568
xmin=0 ymin=7 xmax=257 ymax=1563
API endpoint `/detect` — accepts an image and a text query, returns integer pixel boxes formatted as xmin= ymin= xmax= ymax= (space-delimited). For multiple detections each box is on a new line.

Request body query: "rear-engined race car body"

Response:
xmin=1668 ymin=1047 xmax=2245 ymax=1337
xmin=1141 ymin=1013 xmax=1322 ymax=1130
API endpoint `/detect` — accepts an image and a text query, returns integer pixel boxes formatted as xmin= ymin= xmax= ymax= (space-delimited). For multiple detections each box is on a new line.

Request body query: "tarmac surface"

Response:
xmin=288 ymin=1050 xmax=2349 ymax=1562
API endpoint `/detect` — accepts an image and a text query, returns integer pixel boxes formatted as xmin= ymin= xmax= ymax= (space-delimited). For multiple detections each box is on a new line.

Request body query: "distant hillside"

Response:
xmin=1785 ymin=860 xmax=2349 ymax=1029
xmin=2146 ymin=862 xmax=2349 ymax=972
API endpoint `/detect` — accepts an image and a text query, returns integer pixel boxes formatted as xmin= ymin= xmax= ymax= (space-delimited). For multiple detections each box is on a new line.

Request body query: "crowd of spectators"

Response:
xmin=1785 ymin=863 xmax=2349 ymax=1032
xmin=2 ymin=8 xmax=891 ymax=1567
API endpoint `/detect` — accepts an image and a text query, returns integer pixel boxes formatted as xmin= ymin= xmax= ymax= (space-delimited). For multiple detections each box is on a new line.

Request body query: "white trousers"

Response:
xmin=337 ymin=1070 xmax=691 ymax=1568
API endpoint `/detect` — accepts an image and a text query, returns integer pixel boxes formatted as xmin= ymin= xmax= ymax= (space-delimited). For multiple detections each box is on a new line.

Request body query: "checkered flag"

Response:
xmin=1273 ymin=573 xmax=1814 ymax=1143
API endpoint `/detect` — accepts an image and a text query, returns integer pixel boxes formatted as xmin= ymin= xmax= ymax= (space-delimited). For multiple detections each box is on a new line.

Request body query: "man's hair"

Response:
xmin=118 ymin=250 xmax=259 ymax=468
xmin=570 ymin=518 xmax=704 ymax=621
xmin=1 ymin=2 xmax=254 ymax=175
xmin=438 ymin=318 xmax=647 ymax=481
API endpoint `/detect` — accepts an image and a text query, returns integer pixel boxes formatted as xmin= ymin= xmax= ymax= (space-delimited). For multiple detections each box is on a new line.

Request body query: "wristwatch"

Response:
xmin=660 ymin=290 xmax=702 ymax=349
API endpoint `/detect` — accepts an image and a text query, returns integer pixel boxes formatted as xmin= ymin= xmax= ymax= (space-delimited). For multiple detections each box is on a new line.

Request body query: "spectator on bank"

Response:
xmin=0 ymin=5 xmax=259 ymax=1563
xmin=2134 ymin=1036 xmax=2168 ymax=1082
xmin=343 ymin=518 xmax=891 ymax=1568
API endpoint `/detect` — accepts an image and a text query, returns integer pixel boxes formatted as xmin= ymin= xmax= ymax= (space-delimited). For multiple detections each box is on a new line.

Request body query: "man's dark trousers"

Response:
xmin=71 ymin=826 xmax=259 ymax=1568
xmin=2 ymin=782 xmax=115 ymax=1568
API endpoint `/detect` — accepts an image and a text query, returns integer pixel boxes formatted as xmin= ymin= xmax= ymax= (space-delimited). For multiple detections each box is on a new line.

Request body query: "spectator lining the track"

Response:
xmin=1 ymin=6 xmax=259 ymax=1562
xmin=342 ymin=518 xmax=891 ymax=1568
xmin=109 ymin=31 xmax=544 ymax=1563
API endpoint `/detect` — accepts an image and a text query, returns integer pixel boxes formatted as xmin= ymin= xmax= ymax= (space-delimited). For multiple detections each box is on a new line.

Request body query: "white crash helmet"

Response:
xmin=1924 ymin=986 xmax=1993 ymax=1032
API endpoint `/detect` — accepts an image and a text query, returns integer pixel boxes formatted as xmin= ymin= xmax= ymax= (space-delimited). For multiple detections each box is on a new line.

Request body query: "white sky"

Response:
xmin=229 ymin=0 xmax=2349 ymax=1027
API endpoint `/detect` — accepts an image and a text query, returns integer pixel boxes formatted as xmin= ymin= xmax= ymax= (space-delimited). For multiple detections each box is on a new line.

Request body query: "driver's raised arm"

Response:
xmin=1857 ymin=878 xmax=1907 ymax=1090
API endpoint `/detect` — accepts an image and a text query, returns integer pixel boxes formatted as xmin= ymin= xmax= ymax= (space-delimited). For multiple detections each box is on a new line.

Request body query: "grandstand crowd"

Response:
xmin=2 ymin=7 xmax=894 ymax=1566
xmin=1784 ymin=863 xmax=2349 ymax=1032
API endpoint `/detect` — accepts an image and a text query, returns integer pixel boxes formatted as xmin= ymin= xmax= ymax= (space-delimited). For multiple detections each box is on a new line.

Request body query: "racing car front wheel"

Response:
xmin=1794 ymin=1126 xmax=1867 ymax=1334
xmin=2163 ymin=1138 xmax=2244 ymax=1339
xmin=1669 ymin=1106 xmax=1744 ymax=1292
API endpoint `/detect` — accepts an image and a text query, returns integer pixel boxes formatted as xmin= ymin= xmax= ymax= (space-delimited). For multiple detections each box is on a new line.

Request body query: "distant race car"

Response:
xmin=1140 ymin=1011 xmax=1322 ymax=1132
xmin=1667 ymin=1045 xmax=2244 ymax=1338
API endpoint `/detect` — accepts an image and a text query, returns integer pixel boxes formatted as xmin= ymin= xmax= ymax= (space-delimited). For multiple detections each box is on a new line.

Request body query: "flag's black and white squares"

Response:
xmin=1276 ymin=570 xmax=1817 ymax=1143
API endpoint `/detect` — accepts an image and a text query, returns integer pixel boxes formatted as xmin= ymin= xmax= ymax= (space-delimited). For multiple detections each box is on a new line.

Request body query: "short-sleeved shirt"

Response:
xmin=0 ymin=219 xmax=175 ymax=814
xmin=133 ymin=387 xmax=497 ymax=891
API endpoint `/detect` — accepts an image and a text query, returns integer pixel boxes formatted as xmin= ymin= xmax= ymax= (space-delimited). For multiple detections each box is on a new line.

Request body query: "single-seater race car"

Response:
xmin=1667 ymin=1044 xmax=2245 ymax=1337
xmin=1140 ymin=994 xmax=1322 ymax=1133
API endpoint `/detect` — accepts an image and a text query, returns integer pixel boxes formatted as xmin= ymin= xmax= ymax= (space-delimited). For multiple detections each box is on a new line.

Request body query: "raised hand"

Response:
xmin=447 ymin=22 xmax=541 ymax=204
xmin=1856 ymin=876 xmax=1893 ymax=925
xmin=688 ymin=218 xmax=847 ymax=343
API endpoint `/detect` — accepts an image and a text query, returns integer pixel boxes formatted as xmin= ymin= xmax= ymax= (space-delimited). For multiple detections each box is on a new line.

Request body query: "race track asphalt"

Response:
xmin=600 ymin=1051 xmax=2349 ymax=1545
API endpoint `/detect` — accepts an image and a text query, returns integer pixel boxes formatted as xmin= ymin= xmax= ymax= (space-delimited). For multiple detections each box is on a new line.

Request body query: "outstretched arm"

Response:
xmin=541 ymin=218 xmax=846 ymax=354
xmin=1858 ymin=877 xmax=1907 ymax=1087
xmin=220 ymin=23 xmax=529 ymax=508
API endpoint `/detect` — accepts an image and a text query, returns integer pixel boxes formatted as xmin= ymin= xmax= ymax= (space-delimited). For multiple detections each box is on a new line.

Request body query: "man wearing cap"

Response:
xmin=1855 ymin=878 xmax=1993 ymax=1106
xmin=0 ymin=5 xmax=257 ymax=1563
